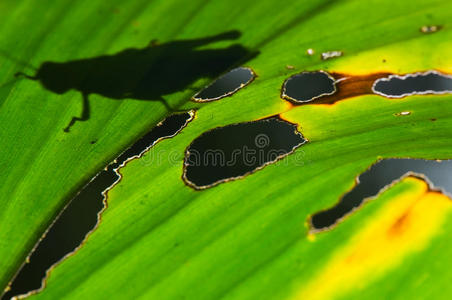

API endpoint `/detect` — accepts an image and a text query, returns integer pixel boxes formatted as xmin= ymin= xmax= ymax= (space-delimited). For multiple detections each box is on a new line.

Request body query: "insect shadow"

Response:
xmin=15 ymin=30 xmax=258 ymax=132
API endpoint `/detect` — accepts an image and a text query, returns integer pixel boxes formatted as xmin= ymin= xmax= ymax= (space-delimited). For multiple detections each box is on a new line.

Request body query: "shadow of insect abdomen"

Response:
xmin=16 ymin=30 xmax=258 ymax=132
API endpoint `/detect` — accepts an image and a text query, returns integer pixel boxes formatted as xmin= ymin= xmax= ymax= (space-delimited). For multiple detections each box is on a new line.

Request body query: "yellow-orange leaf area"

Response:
xmin=294 ymin=176 xmax=452 ymax=300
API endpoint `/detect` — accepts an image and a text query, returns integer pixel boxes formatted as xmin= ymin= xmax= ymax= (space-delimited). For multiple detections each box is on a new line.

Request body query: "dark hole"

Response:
xmin=14 ymin=30 xmax=258 ymax=132
xmin=282 ymin=71 xmax=336 ymax=103
xmin=114 ymin=113 xmax=192 ymax=165
xmin=311 ymin=158 xmax=452 ymax=230
xmin=193 ymin=67 xmax=255 ymax=101
xmin=3 ymin=113 xmax=192 ymax=300
xmin=184 ymin=117 xmax=306 ymax=189
xmin=372 ymin=71 xmax=452 ymax=98
xmin=420 ymin=25 xmax=441 ymax=33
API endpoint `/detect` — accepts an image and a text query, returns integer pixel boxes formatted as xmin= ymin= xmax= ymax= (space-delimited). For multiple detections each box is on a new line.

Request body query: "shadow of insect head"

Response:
xmin=16 ymin=30 xmax=258 ymax=132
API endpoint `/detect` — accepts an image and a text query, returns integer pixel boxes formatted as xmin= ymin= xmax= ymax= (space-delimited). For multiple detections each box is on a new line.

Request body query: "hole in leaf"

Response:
xmin=282 ymin=72 xmax=390 ymax=105
xmin=394 ymin=111 xmax=411 ymax=116
xmin=420 ymin=25 xmax=442 ymax=33
xmin=192 ymin=67 xmax=255 ymax=102
xmin=183 ymin=117 xmax=306 ymax=189
xmin=281 ymin=71 xmax=336 ymax=103
xmin=3 ymin=112 xmax=194 ymax=299
xmin=372 ymin=70 xmax=452 ymax=98
xmin=320 ymin=50 xmax=343 ymax=60
xmin=310 ymin=158 xmax=452 ymax=232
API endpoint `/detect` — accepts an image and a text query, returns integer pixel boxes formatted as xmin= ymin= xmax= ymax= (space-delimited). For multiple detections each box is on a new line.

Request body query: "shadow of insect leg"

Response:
xmin=63 ymin=93 xmax=91 ymax=132
xmin=157 ymin=96 xmax=175 ymax=112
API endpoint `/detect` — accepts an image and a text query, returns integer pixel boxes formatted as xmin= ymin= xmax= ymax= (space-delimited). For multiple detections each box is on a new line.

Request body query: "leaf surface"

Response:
xmin=2 ymin=0 xmax=452 ymax=299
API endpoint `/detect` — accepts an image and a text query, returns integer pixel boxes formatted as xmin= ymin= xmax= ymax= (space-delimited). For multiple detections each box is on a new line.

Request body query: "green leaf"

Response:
xmin=2 ymin=0 xmax=452 ymax=299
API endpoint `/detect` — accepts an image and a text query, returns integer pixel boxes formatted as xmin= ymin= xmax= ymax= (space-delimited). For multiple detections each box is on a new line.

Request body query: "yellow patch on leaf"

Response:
xmin=326 ymin=33 xmax=452 ymax=75
xmin=294 ymin=176 xmax=452 ymax=300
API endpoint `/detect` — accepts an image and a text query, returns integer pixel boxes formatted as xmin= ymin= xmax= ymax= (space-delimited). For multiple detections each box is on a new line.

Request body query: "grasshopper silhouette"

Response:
xmin=16 ymin=31 xmax=258 ymax=132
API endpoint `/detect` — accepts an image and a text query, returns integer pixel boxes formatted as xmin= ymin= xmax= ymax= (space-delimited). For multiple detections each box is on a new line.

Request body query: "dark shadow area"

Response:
xmin=184 ymin=117 xmax=306 ymax=189
xmin=311 ymin=158 xmax=452 ymax=230
xmin=2 ymin=113 xmax=192 ymax=300
xmin=15 ymin=30 xmax=258 ymax=131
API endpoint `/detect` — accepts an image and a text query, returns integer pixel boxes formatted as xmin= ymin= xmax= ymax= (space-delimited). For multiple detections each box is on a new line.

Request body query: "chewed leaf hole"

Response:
xmin=3 ymin=112 xmax=194 ymax=299
xmin=372 ymin=70 xmax=452 ymax=98
xmin=310 ymin=158 xmax=452 ymax=232
xmin=394 ymin=111 xmax=411 ymax=116
xmin=183 ymin=117 xmax=306 ymax=189
xmin=282 ymin=71 xmax=336 ymax=103
xmin=420 ymin=25 xmax=442 ymax=33
xmin=320 ymin=50 xmax=343 ymax=60
xmin=192 ymin=67 xmax=255 ymax=102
